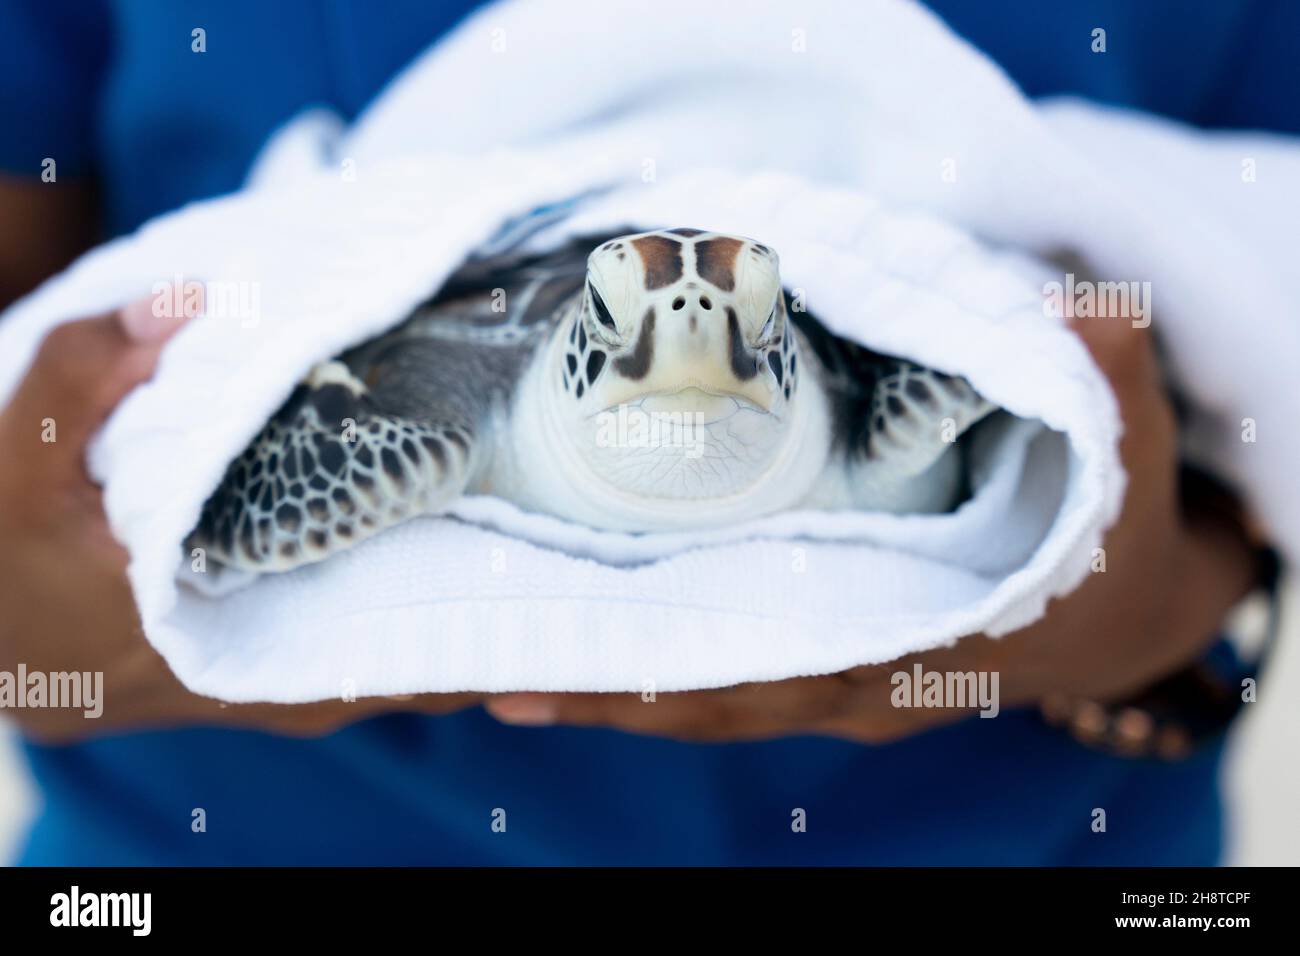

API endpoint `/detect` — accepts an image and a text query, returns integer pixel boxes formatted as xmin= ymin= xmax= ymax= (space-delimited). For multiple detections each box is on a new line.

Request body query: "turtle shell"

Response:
xmin=382 ymin=235 xmax=606 ymax=349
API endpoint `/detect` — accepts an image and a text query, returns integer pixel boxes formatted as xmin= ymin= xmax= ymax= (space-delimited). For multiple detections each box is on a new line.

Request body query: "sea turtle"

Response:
xmin=189 ymin=228 xmax=996 ymax=571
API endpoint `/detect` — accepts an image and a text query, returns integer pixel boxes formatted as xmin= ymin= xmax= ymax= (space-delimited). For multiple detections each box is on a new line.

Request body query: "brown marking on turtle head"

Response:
xmin=631 ymin=235 xmax=684 ymax=290
xmin=614 ymin=307 xmax=656 ymax=379
xmin=694 ymin=236 xmax=744 ymax=292
xmin=726 ymin=306 xmax=759 ymax=381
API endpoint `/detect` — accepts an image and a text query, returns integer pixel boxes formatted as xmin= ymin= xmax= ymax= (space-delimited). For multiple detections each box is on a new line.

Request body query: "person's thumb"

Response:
xmin=0 ymin=287 xmax=193 ymax=493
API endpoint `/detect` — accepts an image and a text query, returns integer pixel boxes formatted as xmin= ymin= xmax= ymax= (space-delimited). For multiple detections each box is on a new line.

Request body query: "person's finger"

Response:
xmin=1067 ymin=312 xmax=1179 ymax=547
xmin=486 ymin=691 xmax=734 ymax=740
xmin=1068 ymin=310 xmax=1157 ymax=395
xmin=486 ymin=677 xmax=866 ymax=742
xmin=19 ymin=691 xmax=479 ymax=745
xmin=1070 ymin=314 xmax=1171 ymax=429
xmin=0 ymin=287 xmax=193 ymax=491
xmin=129 ymin=686 xmax=486 ymax=738
xmin=247 ymin=692 xmax=485 ymax=737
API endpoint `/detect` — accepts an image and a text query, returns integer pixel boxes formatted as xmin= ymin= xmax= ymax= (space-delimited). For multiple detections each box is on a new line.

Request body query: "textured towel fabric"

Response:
xmin=0 ymin=0 xmax=1291 ymax=702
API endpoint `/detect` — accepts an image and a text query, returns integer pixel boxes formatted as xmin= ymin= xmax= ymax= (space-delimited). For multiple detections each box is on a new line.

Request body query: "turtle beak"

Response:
xmin=637 ymin=386 xmax=771 ymax=423
xmin=597 ymin=298 xmax=779 ymax=412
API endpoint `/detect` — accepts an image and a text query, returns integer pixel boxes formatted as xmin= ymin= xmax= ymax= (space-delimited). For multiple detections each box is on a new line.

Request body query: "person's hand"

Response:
xmin=484 ymin=314 xmax=1261 ymax=746
xmin=0 ymin=290 xmax=481 ymax=742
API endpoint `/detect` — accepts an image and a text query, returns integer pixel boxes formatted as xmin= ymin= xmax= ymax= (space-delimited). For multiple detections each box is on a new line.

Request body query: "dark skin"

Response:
xmin=0 ymin=175 xmax=1261 ymax=745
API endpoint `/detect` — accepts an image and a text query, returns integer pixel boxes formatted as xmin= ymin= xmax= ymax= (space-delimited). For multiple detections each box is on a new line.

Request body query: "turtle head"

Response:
xmin=550 ymin=229 xmax=802 ymax=501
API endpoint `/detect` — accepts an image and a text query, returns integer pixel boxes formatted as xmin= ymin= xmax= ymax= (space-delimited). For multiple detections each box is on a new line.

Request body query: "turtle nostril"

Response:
xmin=699 ymin=296 xmax=712 ymax=310
xmin=672 ymin=296 xmax=685 ymax=311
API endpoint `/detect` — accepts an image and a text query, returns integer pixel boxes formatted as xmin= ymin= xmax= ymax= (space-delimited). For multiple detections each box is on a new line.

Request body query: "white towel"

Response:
xmin=0 ymin=0 xmax=1292 ymax=703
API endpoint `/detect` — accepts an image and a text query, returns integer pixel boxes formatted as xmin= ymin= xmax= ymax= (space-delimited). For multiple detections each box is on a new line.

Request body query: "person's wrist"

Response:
xmin=1172 ymin=508 xmax=1262 ymax=650
xmin=1038 ymin=507 xmax=1268 ymax=759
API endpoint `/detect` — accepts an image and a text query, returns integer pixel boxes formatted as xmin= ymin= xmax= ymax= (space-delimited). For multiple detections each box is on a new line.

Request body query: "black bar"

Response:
xmin=0 ymin=866 xmax=1282 ymax=939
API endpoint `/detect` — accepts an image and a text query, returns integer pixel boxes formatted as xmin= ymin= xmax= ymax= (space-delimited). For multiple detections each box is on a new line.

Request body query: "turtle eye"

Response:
xmin=588 ymin=283 xmax=618 ymax=334
xmin=757 ymin=306 xmax=777 ymax=345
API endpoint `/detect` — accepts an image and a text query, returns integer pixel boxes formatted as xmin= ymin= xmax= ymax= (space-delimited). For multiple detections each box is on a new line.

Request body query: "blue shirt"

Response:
xmin=6 ymin=0 xmax=1288 ymax=864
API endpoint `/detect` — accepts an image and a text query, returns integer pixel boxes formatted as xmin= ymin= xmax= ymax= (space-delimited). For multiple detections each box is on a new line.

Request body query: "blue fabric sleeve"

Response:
xmin=929 ymin=0 xmax=1300 ymax=133
xmin=0 ymin=0 xmax=111 ymax=177
xmin=1195 ymin=0 xmax=1300 ymax=133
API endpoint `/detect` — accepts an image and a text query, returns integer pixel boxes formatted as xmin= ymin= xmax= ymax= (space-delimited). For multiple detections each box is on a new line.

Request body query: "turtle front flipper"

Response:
xmin=792 ymin=307 xmax=997 ymax=514
xmin=841 ymin=361 xmax=996 ymax=513
xmin=865 ymin=363 xmax=996 ymax=479
xmin=188 ymin=360 xmax=477 ymax=572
